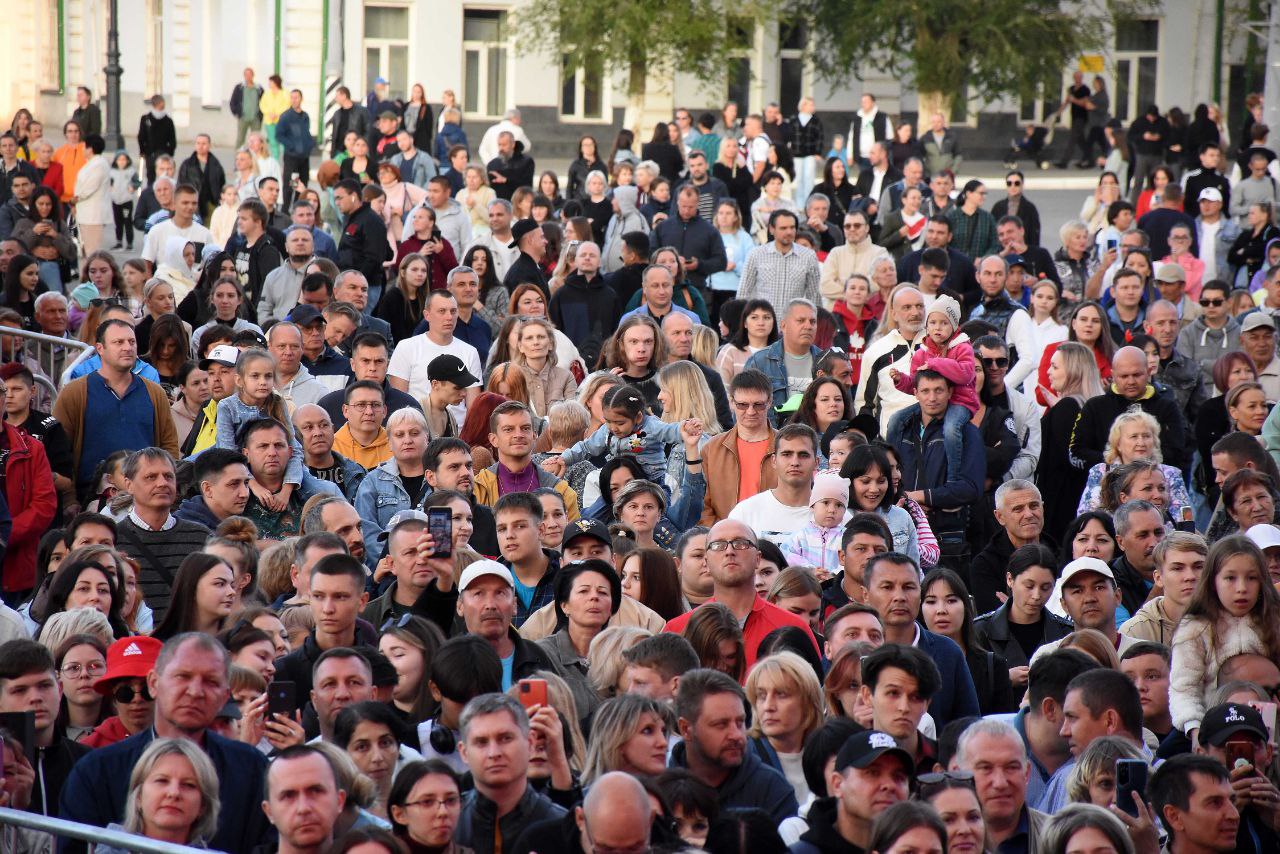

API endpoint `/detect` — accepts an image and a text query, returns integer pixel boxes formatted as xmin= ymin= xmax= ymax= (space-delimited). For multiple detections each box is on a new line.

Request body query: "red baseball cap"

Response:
xmin=94 ymin=636 xmax=162 ymax=695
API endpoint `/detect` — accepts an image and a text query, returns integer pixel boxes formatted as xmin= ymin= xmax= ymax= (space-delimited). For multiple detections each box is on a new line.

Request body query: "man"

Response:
xmin=176 ymin=133 xmax=227 ymax=221
xmin=292 ymin=301 xmax=348 ymax=380
xmin=330 ymin=380 xmax=390 ymax=470
xmin=991 ymin=170 xmax=1042 ymax=248
xmin=1147 ymin=295 xmax=1206 ymax=418
xmin=141 ymin=183 xmax=213 ymax=263
xmin=819 ymin=514 xmax=891 ymax=616
xmin=893 ymin=370 xmax=983 ymax=569
xmin=1055 ymin=71 xmax=1094 ymax=168
xmin=232 ymin=198 xmax=284 ymax=309
xmin=995 ymin=216 xmax=1058 ymax=284
xmin=1129 ymin=104 xmax=1172 ymax=204
xmin=1241 ymin=312 xmax=1280 ymax=401
xmin=237 ymin=418 xmax=311 ymax=539
xmin=1069 ymin=345 xmax=1192 ymax=470
xmin=137 ymin=94 xmax=177 ymax=184
xmin=258 ymin=227 xmax=315 ymax=323
xmin=1233 ymin=150 xmax=1280 ymax=225
xmin=970 ymin=252 xmax=1034 ymax=339
xmin=329 ymin=87 xmax=371 ymax=158
xmin=673 ymin=150 xmax=729 ymax=222
xmin=0 ymin=170 xmax=33 ymax=241
xmin=668 ymin=668 xmax=799 ymax=823
xmin=1195 ymin=187 xmax=1239 ymax=285
xmin=332 ymin=270 xmax=391 ymax=336
xmin=859 ymin=644 xmax=942 ymax=771
xmin=823 ymin=602 xmax=887 ymax=661
xmin=1121 ymin=531 xmax=1206 ymax=645
xmin=424 ymin=437 xmax=499 ymax=557
xmin=59 ymin=634 xmax=272 ymax=854
xmin=651 ymin=185 xmax=727 ymax=289
xmin=477 ymin=108 xmax=532 ymax=164
xmin=1257 ymin=264 xmax=1280 ymax=321
xmin=969 ymin=480 xmax=1053 ymax=612
xmin=737 ymin=209 xmax=821 ymax=308
xmin=1139 ymin=183 xmax=1198 ymax=261
xmin=1149 ymin=754 xmax=1241 ymax=854
xmin=486 ymin=131 xmax=535 ymax=202
xmin=848 ymin=94 xmax=893 ymax=169
xmin=274 ymin=553 xmax=376 ymax=700
xmin=53 ymin=320 xmax=178 ymax=498
xmin=418 ymin=175 xmax=471 ymax=255
xmin=28 ymin=292 xmax=73 ymax=381
xmin=699 ymin=370 xmax=777 ymax=525
xmin=1033 ymin=558 xmax=1140 ymax=662
xmin=472 ymin=401 xmax=578 ymax=514
xmin=1110 ymin=499 xmax=1168 ymax=617
xmin=0 ymin=640 xmax=90 ymax=816
xmin=502 ymin=217 xmax=550 ymax=297
xmin=452 ymin=561 xmax=556 ymax=687
xmin=131 ymin=157 xmax=175 ymax=230
xmin=854 ymin=286 xmax=924 ymax=436
xmin=316 ymin=335 xmax=417 ymax=430
xmin=862 ymin=552 xmax=978 ymax=727
xmin=307 ymin=648 xmax=381 ymax=744
xmin=620 ymin=631 xmax=701 ymax=701
xmin=488 ymin=492 xmax=562 ymax=628
xmin=288 ymin=403 xmax=364 ymax=501
xmin=390 ymin=129 xmax=436 ymax=189
xmin=802 ymin=193 xmax=843 ymax=252
xmin=740 ymin=114 xmax=771 ymax=183
xmin=896 ymin=216 xmax=979 ymax=304
xmin=175 ymin=448 xmax=251 ymax=528
xmin=853 ymin=142 xmax=900 ymax=216
xmin=1106 ymin=266 xmax=1149 ymax=344
xmin=425 ymin=265 xmax=490 ymax=359
xmin=291 ymin=199 xmax=338 ymax=262
xmin=955 ymin=720 xmax=1049 ymax=853
xmin=745 ymin=298 xmax=821 ymax=418
xmin=333 ymin=179 xmax=391 ymax=288
xmin=468 ymin=199 xmax=519 ymax=281
xmin=878 ymin=157 xmax=930 ymax=217
xmin=728 ymin=424 xmax=831 ymax=544
xmin=1054 ymin=669 xmax=1147 ymax=812
xmin=454 ymin=693 xmax=565 ymax=854
xmin=263 ymin=745 xmax=346 ymax=854
xmin=819 ymin=210 xmax=891 ymax=309
xmin=368 ymin=110 xmax=400 ymax=163
xmin=1192 ymin=702 xmax=1280 ymax=853
xmin=973 ymin=335 xmax=1041 ymax=481
xmin=0 ymin=134 xmax=37 ymax=208
xmin=1120 ymin=641 xmax=1175 ymax=741
xmin=361 ymin=511 xmax=436 ymax=626
xmin=1 ymin=362 xmax=72 ymax=512
xmin=277 ymin=89 xmax=315 ymax=208
xmin=549 ymin=241 xmax=617 ymax=368
xmin=1177 ymin=279 xmax=1241 ymax=386
xmin=620 ymin=263 xmax=700 ymax=327
xmin=389 ymin=290 xmax=482 ymax=419
xmin=230 ymin=68 xmax=263 ymax=148
xmin=269 ymin=321 xmax=328 ymax=410
xmin=1182 ymin=143 xmax=1232 ymax=216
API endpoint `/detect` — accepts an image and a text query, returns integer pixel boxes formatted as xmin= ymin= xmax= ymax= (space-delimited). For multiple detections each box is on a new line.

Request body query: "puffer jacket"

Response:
xmin=0 ymin=422 xmax=55 ymax=592
xmin=1119 ymin=596 xmax=1179 ymax=646
xmin=1171 ymin=611 xmax=1269 ymax=734
xmin=779 ymin=522 xmax=844 ymax=575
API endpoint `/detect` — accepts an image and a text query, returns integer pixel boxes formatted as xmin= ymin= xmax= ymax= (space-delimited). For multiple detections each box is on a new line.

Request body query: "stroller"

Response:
xmin=1005 ymin=112 xmax=1060 ymax=170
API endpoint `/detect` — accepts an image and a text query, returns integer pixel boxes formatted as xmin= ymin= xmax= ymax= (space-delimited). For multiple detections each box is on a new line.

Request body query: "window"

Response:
xmin=146 ymin=0 xmax=164 ymax=100
xmin=1114 ymin=19 xmax=1160 ymax=122
xmin=561 ymin=54 xmax=607 ymax=121
xmin=778 ymin=19 xmax=806 ymax=114
xmin=365 ymin=5 xmax=410 ymax=101
xmin=726 ymin=17 xmax=755 ymax=109
xmin=463 ymin=9 xmax=509 ymax=118
xmin=37 ymin=0 xmax=62 ymax=89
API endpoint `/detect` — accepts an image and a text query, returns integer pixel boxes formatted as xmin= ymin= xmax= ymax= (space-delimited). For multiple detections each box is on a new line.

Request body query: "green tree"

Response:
xmin=512 ymin=0 xmax=780 ymax=129
xmin=804 ymin=0 xmax=1147 ymax=118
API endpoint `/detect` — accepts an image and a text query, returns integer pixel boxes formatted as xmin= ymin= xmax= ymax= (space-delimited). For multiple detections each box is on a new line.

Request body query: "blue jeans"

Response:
xmin=886 ymin=402 xmax=971 ymax=483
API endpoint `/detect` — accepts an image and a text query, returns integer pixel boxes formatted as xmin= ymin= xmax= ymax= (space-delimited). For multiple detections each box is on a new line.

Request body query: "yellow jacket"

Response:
xmin=473 ymin=463 xmax=581 ymax=520
xmin=260 ymin=88 xmax=291 ymax=124
xmin=332 ymin=424 xmax=392 ymax=470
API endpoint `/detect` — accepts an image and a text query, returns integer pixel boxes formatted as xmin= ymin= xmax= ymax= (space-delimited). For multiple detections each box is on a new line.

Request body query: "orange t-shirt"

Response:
xmin=737 ymin=436 xmax=769 ymax=502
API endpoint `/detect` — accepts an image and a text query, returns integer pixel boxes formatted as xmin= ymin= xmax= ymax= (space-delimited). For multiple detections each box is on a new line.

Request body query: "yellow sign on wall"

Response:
xmin=1079 ymin=55 xmax=1106 ymax=73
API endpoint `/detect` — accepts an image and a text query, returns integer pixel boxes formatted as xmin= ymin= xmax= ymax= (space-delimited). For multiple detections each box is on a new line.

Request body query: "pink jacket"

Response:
xmin=893 ymin=334 xmax=979 ymax=413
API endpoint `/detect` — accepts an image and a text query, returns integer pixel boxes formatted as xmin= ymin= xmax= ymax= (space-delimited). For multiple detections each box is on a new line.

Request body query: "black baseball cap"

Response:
xmin=1199 ymin=702 xmax=1270 ymax=747
xmin=834 ymin=730 xmax=915 ymax=774
xmin=289 ymin=304 xmax=327 ymax=327
xmin=508 ymin=218 xmax=540 ymax=249
xmin=562 ymin=517 xmax=611 ymax=550
xmin=428 ymin=354 xmax=478 ymax=387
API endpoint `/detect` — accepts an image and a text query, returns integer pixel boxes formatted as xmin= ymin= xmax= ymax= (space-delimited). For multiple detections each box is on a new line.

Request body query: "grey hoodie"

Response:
xmin=422 ymin=197 xmax=473 ymax=257
xmin=1176 ymin=313 xmax=1241 ymax=386
xmin=602 ymin=185 xmax=650 ymax=273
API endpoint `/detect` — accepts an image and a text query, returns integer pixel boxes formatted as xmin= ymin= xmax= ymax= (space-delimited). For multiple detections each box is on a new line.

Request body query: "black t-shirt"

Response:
xmin=1068 ymin=84 xmax=1091 ymax=124
xmin=1008 ymin=615 xmax=1046 ymax=663
xmin=401 ymin=474 xmax=426 ymax=508
xmin=308 ymin=460 xmax=349 ymax=494
xmin=16 ymin=411 xmax=73 ymax=479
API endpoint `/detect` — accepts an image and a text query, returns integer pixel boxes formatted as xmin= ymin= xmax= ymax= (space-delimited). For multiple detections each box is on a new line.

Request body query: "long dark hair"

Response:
xmin=144 ymin=313 xmax=191 ymax=374
xmin=3 ymin=254 xmax=39 ymax=308
xmin=840 ymin=444 xmax=895 ymax=511
xmin=151 ymin=553 xmax=235 ymax=641
xmin=387 ymin=760 xmax=461 ymax=839
xmin=789 ymin=377 xmax=852 ymax=433
xmin=29 ymin=186 xmax=63 ymax=222
xmin=1058 ymin=511 xmax=1118 ymax=567
xmin=622 ymin=548 xmax=685 ymax=621
xmin=649 ymin=123 xmax=671 ymax=146
xmin=921 ymin=568 xmax=986 ymax=655
xmin=610 ymin=129 xmax=635 ymax=163
xmin=462 ymin=244 xmax=501 ymax=304
xmin=54 ymin=633 xmax=110 ymax=731
xmin=729 ymin=298 xmax=778 ymax=350
xmin=40 ymin=558 xmax=129 ymax=638
xmin=596 ymin=456 xmax=648 ymax=522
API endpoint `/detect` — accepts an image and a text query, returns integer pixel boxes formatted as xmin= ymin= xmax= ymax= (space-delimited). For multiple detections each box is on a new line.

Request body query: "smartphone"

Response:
xmin=0 ymin=712 xmax=35 ymax=762
xmin=1226 ymin=739 xmax=1255 ymax=770
xmin=1175 ymin=505 xmax=1196 ymax=533
xmin=268 ymin=681 xmax=297 ymax=717
xmin=427 ymin=507 xmax=453 ymax=558
xmin=518 ymin=678 xmax=548 ymax=710
xmin=1251 ymin=701 xmax=1279 ymax=744
xmin=1115 ymin=759 xmax=1148 ymax=817
xmin=1106 ymin=237 xmax=1119 ymax=252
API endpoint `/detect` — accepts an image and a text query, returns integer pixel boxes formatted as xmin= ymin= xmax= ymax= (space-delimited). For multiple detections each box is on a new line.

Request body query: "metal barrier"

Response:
xmin=0 ymin=806 xmax=213 ymax=853
xmin=0 ymin=327 xmax=92 ymax=396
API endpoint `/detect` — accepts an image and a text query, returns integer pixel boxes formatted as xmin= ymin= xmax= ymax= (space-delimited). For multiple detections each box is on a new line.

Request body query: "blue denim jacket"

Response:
xmin=744 ymin=340 xmax=822 ymax=424
xmin=354 ymin=457 xmax=412 ymax=566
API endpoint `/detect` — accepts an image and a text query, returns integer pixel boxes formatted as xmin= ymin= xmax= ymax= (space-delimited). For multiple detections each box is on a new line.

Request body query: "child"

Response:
xmin=543 ymin=385 xmax=696 ymax=485
xmin=120 ymin=258 xmax=148 ymax=319
xmin=209 ymin=184 xmax=240 ymax=248
xmin=1169 ymin=535 xmax=1280 ymax=739
xmin=826 ymin=135 xmax=848 ymax=169
xmin=887 ymin=294 xmax=977 ymax=481
xmin=214 ymin=348 xmax=306 ymax=511
xmin=780 ymin=473 xmax=849 ymax=575
xmin=824 ymin=429 xmax=863 ymax=473
xmin=108 ymin=150 xmax=139 ymax=251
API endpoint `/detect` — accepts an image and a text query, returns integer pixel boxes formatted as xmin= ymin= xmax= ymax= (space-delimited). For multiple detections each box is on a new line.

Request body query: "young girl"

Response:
xmin=119 ymin=259 xmax=148 ymax=319
xmin=108 ymin=151 xmax=139 ymax=251
xmin=887 ymin=294 xmax=977 ymax=480
xmin=779 ymin=473 xmax=849 ymax=575
xmin=209 ymin=184 xmax=240 ymax=248
xmin=1170 ymin=535 xmax=1280 ymax=739
xmin=214 ymin=348 xmax=306 ymax=511
xmin=543 ymin=384 xmax=698 ymax=485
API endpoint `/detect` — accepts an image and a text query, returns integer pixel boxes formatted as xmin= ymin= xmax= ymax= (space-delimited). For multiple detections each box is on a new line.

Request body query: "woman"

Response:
xmin=1055 ymin=220 xmax=1100 ymax=305
xmin=246 ymin=130 xmax=282 ymax=183
xmin=922 ymin=568 xmax=1017 ymax=714
xmin=340 ymin=136 xmax=375 ymax=185
xmin=13 ymin=187 xmax=76 ymax=268
xmin=583 ymin=456 xmax=647 ymax=523
xmin=464 ymin=245 xmax=507 ymax=333
xmin=1218 ymin=469 xmax=1280 ymax=540
xmin=496 ymin=284 xmax=584 ymax=375
xmin=614 ymin=468 xmax=706 ymax=553
xmin=1067 ymin=736 xmax=1146 ymax=807
xmin=878 ymin=186 xmax=928 ymax=261
xmin=401 ymin=83 xmax=434 ymax=152
xmin=151 ymin=553 xmax=237 ymax=641
xmin=2 ymin=254 xmax=44 ymax=327
xmin=948 ymin=180 xmax=998 ymax=258
xmin=708 ymin=200 xmax=754 ymax=313
xmin=225 ymin=624 xmax=278 ymax=684
xmin=568 ymin=136 xmax=607 ymax=201
xmin=188 ymin=278 xmax=258 ymax=356
xmin=514 ymin=317 xmax=576 ymax=417
xmin=395 ymin=206 xmax=459 ymax=287
xmin=813 ymin=157 xmax=855 ymax=226
xmin=750 ymin=171 xmax=800 ymax=242
xmin=73 ymin=134 xmax=111 ymax=255
xmin=334 ymin=701 xmax=409 ymax=819
xmin=788 ymin=377 xmax=852 ymax=442
xmin=1014 ymin=280 xmax=1068 ymax=394
xmin=388 ymin=760 xmax=465 ymax=854
xmin=1036 ymin=300 xmax=1115 ymax=406
xmin=134 ymin=277 xmax=180 ymax=355
xmin=867 ymin=256 xmax=900 ymax=321
xmin=1197 ymin=352 xmax=1259 ymax=505
xmin=746 ymin=651 xmax=824 ymax=804
xmin=1228 ymin=202 xmax=1279 ymax=285
xmin=580 ymin=694 xmax=670 ymax=784
xmin=31 ymin=139 xmax=65 ymax=200
xmin=1226 ymin=380 xmax=1268 ymax=437
xmin=231 ymin=149 xmax=259 ymax=200
xmin=919 ymin=772 xmax=986 ymax=854
xmin=619 ymin=548 xmax=686 ymax=621
xmin=454 ymin=164 xmax=495 ymax=237
xmin=377 ymin=252 xmax=430 ymax=343
xmin=715 ymin=297 xmax=777 ymax=385
xmin=601 ymin=315 xmax=667 ymax=412
xmin=580 ymin=171 xmax=612 ymax=245
xmin=534 ymin=558 xmax=622 ymax=719
xmin=82 ymin=634 xmax=161 ymax=747
xmin=642 ymin=123 xmax=684 ymax=182
xmin=56 ymin=634 xmax=108 ymax=740
xmin=684 ymin=602 xmax=745 ymax=682
xmin=656 ymin=360 xmax=719 ymax=503
xmin=975 ymin=542 xmax=1073 ymax=690
xmin=841 ymin=445 xmax=923 ymax=568
xmin=1077 ymin=409 xmax=1191 ymax=518
xmin=356 ymin=408 xmax=432 ymax=554
xmin=823 ymin=641 xmax=875 ymax=724
xmin=170 ymin=361 xmax=209 ymax=461
xmin=143 ymin=314 xmax=192 ymax=391
xmin=1080 ymin=172 xmax=1123 ymax=237
xmin=1039 ymin=803 xmax=1138 ymax=854
xmin=830 ymin=275 xmax=878 ymax=379
xmin=891 ymin=122 xmax=926 ymax=169
xmin=378 ymin=163 xmax=428 ymax=247
xmin=1136 ymin=164 xmax=1174 ymax=218
xmin=379 ymin=615 xmax=446 ymax=727
xmin=36 ymin=557 xmax=129 ymax=640
xmin=178 ymin=251 xmax=237 ymax=328
xmin=766 ymin=570 xmax=824 ymax=636
xmin=866 ymin=802 xmax=948 ymax=854
xmin=95 ymin=737 xmax=220 ymax=852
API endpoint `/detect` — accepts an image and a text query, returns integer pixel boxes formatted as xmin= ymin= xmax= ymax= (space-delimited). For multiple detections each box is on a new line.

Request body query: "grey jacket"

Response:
xmin=257 ymin=258 xmax=309 ymax=323
xmin=1176 ymin=315 xmax=1242 ymax=386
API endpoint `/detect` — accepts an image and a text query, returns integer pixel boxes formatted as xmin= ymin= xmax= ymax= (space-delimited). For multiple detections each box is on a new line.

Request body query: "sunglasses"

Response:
xmin=112 ymin=682 xmax=154 ymax=705
xmin=1200 ymin=298 xmax=1225 ymax=307
xmin=1006 ymin=180 xmax=1022 ymax=187
xmin=382 ymin=612 xmax=415 ymax=632
xmin=733 ymin=400 xmax=768 ymax=411
xmin=981 ymin=356 xmax=1010 ymax=368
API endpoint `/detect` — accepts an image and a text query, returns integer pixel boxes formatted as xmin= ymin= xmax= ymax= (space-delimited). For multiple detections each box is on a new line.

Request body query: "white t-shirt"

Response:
xmin=142 ymin=219 xmax=214 ymax=263
xmin=1199 ymin=218 xmax=1221 ymax=282
xmin=388 ymin=334 xmax=483 ymax=422
xmin=728 ymin=490 xmax=851 ymax=546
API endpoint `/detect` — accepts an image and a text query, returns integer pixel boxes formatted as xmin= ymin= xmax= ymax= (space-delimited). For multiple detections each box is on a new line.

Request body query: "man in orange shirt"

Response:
xmin=699 ymin=369 xmax=777 ymax=525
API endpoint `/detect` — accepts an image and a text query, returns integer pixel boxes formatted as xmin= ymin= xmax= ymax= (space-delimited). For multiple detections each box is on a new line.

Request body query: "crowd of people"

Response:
xmin=2 ymin=68 xmax=1280 ymax=854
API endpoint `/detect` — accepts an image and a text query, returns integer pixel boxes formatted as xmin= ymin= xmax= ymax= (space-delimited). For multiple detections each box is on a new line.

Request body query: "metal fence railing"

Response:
xmin=1 ymin=327 xmax=92 ymax=397
xmin=0 ymin=807 xmax=214 ymax=853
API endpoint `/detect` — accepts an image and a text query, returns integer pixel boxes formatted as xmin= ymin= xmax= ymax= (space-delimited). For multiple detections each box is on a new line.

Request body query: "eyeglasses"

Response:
xmin=845 ymin=222 xmax=868 ymax=230
xmin=732 ymin=400 xmax=768 ymax=411
xmin=1200 ymin=298 xmax=1225 ymax=307
xmin=347 ymin=401 xmax=385 ymax=410
xmin=88 ymin=297 xmax=125 ymax=309
xmin=981 ymin=356 xmax=1009 ymax=368
xmin=1170 ymin=234 xmax=1191 ymax=241
xmin=707 ymin=538 xmax=758 ymax=552
xmin=60 ymin=662 xmax=106 ymax=679
xmin=404 ymin=795 xmax=461 ymax=811
xmin=917 ymin=770 xmax=977 ymax=797
xmin=112 ymin=682 xmax=155 ymax=704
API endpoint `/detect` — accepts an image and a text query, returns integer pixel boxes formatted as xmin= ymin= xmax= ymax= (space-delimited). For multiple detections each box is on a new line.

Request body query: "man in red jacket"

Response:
xmin=0 ymin=416 xmax=55 ymax=604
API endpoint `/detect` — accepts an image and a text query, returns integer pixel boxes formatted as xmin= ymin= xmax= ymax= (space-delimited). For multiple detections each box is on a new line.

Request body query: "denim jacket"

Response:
xmin=354 ymin=457 xmax=412 ymax=564
xmin=744 ymin=340 xmax=822 ymax=424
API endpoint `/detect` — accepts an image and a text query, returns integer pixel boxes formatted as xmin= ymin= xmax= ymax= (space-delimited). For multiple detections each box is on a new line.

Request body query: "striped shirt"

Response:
xmin=736 ymin=241 xmax=821 ymax=309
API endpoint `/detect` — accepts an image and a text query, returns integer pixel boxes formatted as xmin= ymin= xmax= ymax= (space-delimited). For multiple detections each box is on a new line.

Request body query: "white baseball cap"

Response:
xmin=1058 ymin=557 xmax=1116 ymax=587
xmin=458 ymin=560 xmax=514 ymax=592
xmin=1247 ymin=524 xmax=1280 ymax=552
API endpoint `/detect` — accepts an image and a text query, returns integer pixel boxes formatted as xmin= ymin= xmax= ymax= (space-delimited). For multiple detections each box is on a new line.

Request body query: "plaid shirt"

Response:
xmin=946 ymin=206 xmax=999 ymax=259
xmin=785 ymin=114 xmax=825 ymax=157
xmin=736 ymin=241 xmax=822 ymax=308
xmin=504 ymin=549 xmax=562 ymax=628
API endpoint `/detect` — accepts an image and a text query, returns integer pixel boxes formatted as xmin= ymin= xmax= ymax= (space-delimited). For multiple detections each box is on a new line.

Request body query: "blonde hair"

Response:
xmin=310 ymin=741 xmax=380 ymax=810
xmin=123 ymin=738 xmax=220 ymax=843
xmin=580 ymin=694 xmax=676 ymax=785
xmin=690 ymin=325 xmax=719 ymax=368
xmin=514 ymin=317 xmax=560 ymax=369
xmin=745 ymin=652 xmax=824 ymax=742
xmin=257 ymin=539 xmax=298 ymax=603
xmin=588 ymin=626 xmax=654 ymax=698
xmin=547 ymin=400 xmax=591 ymax=448
xmin=1103 ymin=408 xmax=1163 ymax=465
xmin=1058 ymin=628 xmax=1123 ymax=670
xmin=1053 ymin=341 xmax=1105 ymax=403
xmin=657 ymin=361 xmax=722 ymax=433
xmin=40 ymin=607 xmax=113 ymax=653
xmin=507 ymin=670 xmax=587 ymax=772
xmin=1066 ymin=735 xmax=1144 ymax=803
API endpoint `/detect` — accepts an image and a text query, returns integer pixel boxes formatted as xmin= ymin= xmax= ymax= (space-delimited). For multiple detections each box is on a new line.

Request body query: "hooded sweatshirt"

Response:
xmin=602 ymin=185 xmax=650 ymax=273
xmin=154 ymin=234 xmax=198 ymax=305
xmin=1248 ymin=236 xmax=1280 ymax=292
xmin=1175 ymin=314 xmax=1242 ymax=386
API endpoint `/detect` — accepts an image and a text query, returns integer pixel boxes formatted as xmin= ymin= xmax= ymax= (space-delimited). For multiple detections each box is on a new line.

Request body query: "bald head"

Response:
xmin=292 ymin=404 xmax=329 ymax=425
xmin=580 ymin=772 xmax=652 ymax=851
xmin=1146 ymin=300 xmax=1178 ymax=322
xmin=575 ymin=241 xmax=601 ymax=276
xmin=1220 ymin=653 xmax=1280 ymax=691
xmin=1112 ymin=346 xmax=1150 ymax=399
xmin=662 ymin=311 xmax=695 ymax=359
